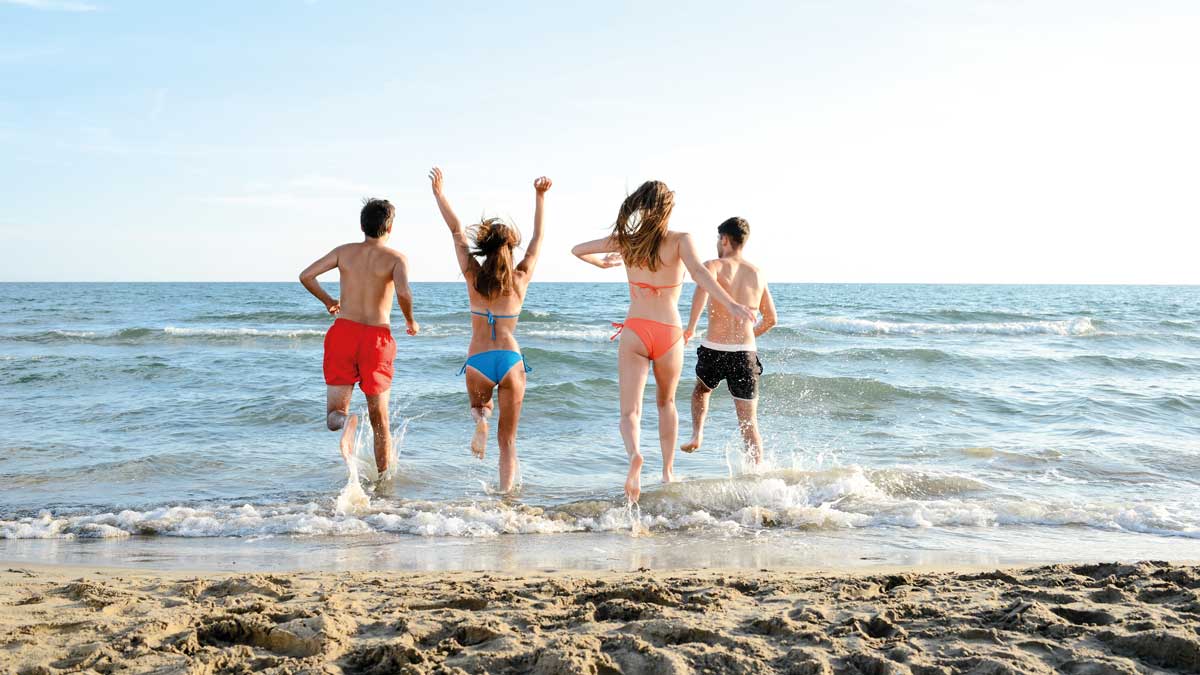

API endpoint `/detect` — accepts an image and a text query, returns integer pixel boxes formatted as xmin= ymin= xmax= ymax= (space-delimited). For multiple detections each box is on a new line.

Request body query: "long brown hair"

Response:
xmin=468 ymin=217 xmax=521 ymax=298
xmin=612 ymin=180 xmax=675 ymax=271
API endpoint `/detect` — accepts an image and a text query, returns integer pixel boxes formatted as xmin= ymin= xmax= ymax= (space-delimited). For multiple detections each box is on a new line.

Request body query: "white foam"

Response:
xmin=163 ymin=326 xmax=325 ymax=338
xmin=3 ymin=466 xmax=1197 ymax=540
xmin=805 ymin=316 xmax=1097 ymax=336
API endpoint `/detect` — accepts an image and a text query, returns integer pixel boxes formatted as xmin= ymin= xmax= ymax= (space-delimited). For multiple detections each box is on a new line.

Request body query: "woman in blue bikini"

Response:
xmin=429 ymin=167 xmax=550 ymax=492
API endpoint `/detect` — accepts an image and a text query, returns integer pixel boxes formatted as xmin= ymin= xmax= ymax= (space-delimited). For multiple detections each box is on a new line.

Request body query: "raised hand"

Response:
xmin=599 ymin=252 xmax=623 ymax=268
xmin=428 ymin=167 xmax=444 ymax=195
xmin=534 ymin=176 xmax=552 ymax=193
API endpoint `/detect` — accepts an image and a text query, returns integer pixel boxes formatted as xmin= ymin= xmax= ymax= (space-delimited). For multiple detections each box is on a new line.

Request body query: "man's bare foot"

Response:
xmin=625 ymin=453 xmax=644 ymax=503
xmin=470 ymin=415 xmax=488 ymax=460
xmin=680 ymin=435 xmax=703 ymax=453
xmin=339 ymin=414 xmax=358 ymax=464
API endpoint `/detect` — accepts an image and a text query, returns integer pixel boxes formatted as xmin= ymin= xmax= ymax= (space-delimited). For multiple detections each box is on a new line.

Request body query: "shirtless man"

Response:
xmin=299 ymin=198 xmax=419 ymax=476
xmin=680 ymin=217 xmax=777 ymax=462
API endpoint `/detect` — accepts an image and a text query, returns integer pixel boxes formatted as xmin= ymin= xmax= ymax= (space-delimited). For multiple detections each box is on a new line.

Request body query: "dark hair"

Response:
xmin=360 ymin=198 xmax=395 ymax=238
xmin=612 ymin=180 xmax=675 ymax=271
xmin=718 ymin=217 xmax=749 ymax=248
xmin=468 ymin=217 xmax=521 ymax=298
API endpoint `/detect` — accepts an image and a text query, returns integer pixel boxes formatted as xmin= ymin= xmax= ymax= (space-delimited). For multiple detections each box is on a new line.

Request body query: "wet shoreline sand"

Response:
xmin=4 ymin=561 xmax=1199 ymax=674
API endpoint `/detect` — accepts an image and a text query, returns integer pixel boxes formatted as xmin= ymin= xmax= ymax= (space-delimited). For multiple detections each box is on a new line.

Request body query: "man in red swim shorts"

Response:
xmin=299 ymin=198 xmax=419 ymax=476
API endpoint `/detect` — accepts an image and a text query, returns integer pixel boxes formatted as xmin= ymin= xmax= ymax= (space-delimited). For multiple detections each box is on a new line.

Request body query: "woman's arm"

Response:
xmin=428 ymin=167 xmax=475 ymax=276
xmin=754 ymin=285 xmax=777 ymax=337
xmin=571 ymin=237 xmax=623 ymax=269
xmin=683 ymin=266 xmax=713 ymax=344
xmin=516 ymin=176 xmax=552 ymax=276
xmin=678 ymin=234 xmax=757 ymax=323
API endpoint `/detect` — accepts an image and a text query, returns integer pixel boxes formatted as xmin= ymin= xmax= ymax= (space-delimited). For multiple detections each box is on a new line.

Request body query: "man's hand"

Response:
xmin=599 ymin=252 xmax=623 ymax=268
xmin=534 ymin=176 xmax=552 ymax=193
xmin=429 ymin=167 xmax=444 ymax=195
xmin=326 ymin=301 xmax=341 ymax=316
xmin=683 ymin=327 xmax=695 ymax=345
xmin=406 ymin=320 xmax=420 ymax=336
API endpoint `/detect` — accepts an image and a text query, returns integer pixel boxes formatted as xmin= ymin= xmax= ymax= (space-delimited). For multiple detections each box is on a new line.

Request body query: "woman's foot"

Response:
xmin=339 ymin=414 xmax=358 ymax=464
xmin=662 ymin=467 xmax=675 ymax=483
xmin=469 ymin=407 xmax=490 ymax=460
xmin=680 ymin=434 xmax=702 ymax=453
xmin=625 ymin=453 xmax=644 ymax=503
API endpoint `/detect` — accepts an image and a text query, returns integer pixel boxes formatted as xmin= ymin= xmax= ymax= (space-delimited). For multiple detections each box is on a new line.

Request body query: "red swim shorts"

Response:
xmin=323 ymin=318 xmax=396 ymax=395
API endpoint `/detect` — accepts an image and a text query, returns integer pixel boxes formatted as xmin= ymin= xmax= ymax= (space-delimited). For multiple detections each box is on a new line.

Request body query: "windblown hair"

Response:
xmin=611 ymin=180 xmax=675 ymax=271
xmin=468 ymin=217 xmax=522 ymax=298
xmin=360 ymin=198 xmax=395 ymax=238
xmin=718 ymin=217 xmax=750 ymax=248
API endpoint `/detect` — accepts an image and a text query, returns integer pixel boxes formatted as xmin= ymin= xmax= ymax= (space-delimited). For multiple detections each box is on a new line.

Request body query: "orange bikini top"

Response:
xmin=628 ymin=281 xmax=682 ymax=296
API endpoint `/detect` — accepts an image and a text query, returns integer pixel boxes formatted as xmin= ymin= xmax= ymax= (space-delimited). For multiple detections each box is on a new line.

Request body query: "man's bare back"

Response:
xmin=700 ymin=257 xmax=766 ymax=346
xmin=330 ymin=241 xmax=408 ymax=327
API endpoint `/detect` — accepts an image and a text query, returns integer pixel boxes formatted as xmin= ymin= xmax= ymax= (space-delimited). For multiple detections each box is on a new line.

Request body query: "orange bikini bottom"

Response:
xmin=610 ymin=318 xmax=684 ymax=361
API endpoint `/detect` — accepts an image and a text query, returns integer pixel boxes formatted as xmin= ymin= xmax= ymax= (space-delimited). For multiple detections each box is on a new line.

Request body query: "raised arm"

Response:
xmin=428 ymin=167 xmax=476 ymax=277
xmin=678 ymin=234 xmax=757 ymax=323
xmin=683 ymin=261 xmax=716 ymax=344
xmin=298 ymin=247 xmax=341 ymax=316
xmin=392 ymin=253 xmax=418 ymax=336
xmin=517 ymin=176 xmax=552 ymax=276
xmin=571 ymin=236 xmax=623 ymax=269
xmin=754 ymin=285 xmax=777 ymax=337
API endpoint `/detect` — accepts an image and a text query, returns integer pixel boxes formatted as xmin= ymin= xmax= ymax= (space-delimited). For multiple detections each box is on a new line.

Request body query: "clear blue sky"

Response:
xmin=2 ymin=1 xmax=1198 ymax=283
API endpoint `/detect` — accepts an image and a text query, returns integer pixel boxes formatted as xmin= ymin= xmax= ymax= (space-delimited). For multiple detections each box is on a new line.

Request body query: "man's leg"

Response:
xmin=681 ymin=380 xmax=713 ymax=452
xmin=365 ymin=390 xmax=392 ymax=475
xmin=733 ymin=397 xmax=763 ymax=464
xmin=327 ymin=385 xmax=357 ymax=462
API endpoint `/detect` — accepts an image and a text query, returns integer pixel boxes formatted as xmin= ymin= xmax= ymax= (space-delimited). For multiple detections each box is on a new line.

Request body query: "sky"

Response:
xmin=1 ymin=1 xmax=1198 ymax=284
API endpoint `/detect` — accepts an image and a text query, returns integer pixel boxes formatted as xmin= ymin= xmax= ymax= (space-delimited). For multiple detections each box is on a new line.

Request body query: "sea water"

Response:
xmin=1 ymin=282 xmax=1198 ymax=570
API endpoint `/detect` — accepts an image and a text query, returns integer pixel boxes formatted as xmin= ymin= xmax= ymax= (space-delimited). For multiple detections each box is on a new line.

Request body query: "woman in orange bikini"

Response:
xmin=572 ymin=181 xmax=757 ymax=502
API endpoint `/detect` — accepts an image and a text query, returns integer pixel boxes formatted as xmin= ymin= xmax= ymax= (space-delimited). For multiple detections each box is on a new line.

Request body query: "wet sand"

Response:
xmin=3 ymin=561 xmax=1199 ymax=674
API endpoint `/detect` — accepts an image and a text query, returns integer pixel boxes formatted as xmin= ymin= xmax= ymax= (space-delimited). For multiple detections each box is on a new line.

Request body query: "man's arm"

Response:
xmin=679 ymin=234 xmax=757 ymax=323
xmin=392 ymin=253 xmax=418 ymax=336
xmin=683 ymin=260 xmax=716 ymax=344
xmin=299 ymin=247 xmax=341 ymax=315
xmin=754 ymin=285 xmax=777 ymax=337
xmin=428 ymin=167 xmax=475 ymax=276
xmin=516 ymin=176 xmax=552 ymax=275
xmin=571 ymin=237 xmax=623 ymax=269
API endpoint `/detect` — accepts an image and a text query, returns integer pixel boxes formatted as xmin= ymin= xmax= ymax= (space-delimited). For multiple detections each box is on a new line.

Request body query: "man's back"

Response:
xmin=703 ymin=257 xmax=764 ymax=345
xmin=336 ymin=242 xmax=402 ymax=326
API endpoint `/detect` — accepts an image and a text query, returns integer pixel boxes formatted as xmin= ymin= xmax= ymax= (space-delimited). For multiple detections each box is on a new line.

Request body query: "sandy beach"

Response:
xmin=3 ymin=561 xmax=1198 ymax=674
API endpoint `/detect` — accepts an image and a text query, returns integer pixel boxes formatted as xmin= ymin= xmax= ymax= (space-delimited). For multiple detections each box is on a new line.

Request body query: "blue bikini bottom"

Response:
xmin=458 ymin=350 xmax=532 ymax=384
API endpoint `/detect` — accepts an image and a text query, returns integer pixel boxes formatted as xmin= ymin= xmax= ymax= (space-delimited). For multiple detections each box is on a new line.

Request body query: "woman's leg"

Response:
xmin=618 ymin=335 xmax=651 ymax=502
xmin=496 ymin=368 xmax=526 ymax=493
xmin=651 ymin=340 xmax=684 ymax=483
xmin=465 ymin=369 xmax=495 ymax=459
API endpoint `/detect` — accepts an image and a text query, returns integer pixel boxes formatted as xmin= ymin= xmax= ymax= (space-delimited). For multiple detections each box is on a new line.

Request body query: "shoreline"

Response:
xmin=4 ymin=561 xmax=1199 ymax=674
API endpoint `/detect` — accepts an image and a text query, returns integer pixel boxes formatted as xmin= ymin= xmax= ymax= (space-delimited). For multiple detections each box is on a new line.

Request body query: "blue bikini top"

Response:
xmin=470 ymin=308 xmax=521 ymax=339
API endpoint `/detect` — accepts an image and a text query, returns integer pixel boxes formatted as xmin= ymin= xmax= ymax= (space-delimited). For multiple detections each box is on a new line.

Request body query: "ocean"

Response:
xmin=1 ymin=282 xmax=1198 ymax=571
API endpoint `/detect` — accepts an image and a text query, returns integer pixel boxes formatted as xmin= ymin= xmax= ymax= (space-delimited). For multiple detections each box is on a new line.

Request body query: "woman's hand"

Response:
xmin=726 ymin=302 xmax=758 ymax=323
xmin=534 ymin=176 xmax=552 ymax=193
xmin=598 ymin=252 xmax=623 ymax=268
xmin=429 ymin=167 xmax=445 ymax=195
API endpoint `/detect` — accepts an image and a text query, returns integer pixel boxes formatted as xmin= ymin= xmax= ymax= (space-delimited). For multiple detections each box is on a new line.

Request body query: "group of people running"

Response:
xmin=299 ymin=170 xmax=777 ymax=502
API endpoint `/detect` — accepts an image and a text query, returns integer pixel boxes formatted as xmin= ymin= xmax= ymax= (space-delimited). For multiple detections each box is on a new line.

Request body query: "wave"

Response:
xmin=6 ymin=466 xmax=1195 ymax=540
xmin=4 ymin=326 xmax=327 ymax=344
xmin=803 ymin=316 xmax=1098 ymax=336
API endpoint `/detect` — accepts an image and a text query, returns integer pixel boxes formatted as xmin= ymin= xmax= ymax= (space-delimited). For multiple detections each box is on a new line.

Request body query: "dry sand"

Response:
xmin=2 ymin=561 xmax=1199 ymax=674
